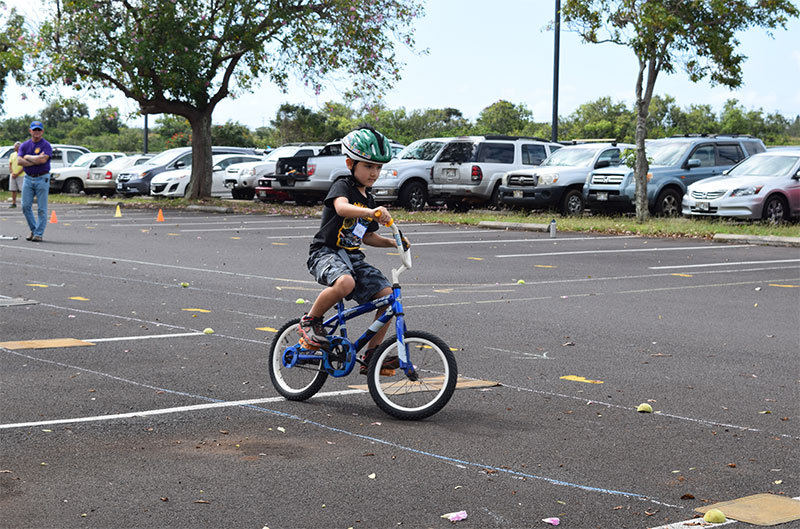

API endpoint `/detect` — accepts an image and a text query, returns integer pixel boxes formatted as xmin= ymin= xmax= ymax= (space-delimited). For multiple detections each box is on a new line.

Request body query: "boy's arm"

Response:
xmin=362 ymin=231 xmax=396 ymax=248
xmin=332 ymin=196 xmax=391 ymax=224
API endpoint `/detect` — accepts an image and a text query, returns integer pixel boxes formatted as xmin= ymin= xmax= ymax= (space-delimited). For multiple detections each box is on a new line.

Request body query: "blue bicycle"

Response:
xmin=269 ymin=220 xmax=457 ymax=420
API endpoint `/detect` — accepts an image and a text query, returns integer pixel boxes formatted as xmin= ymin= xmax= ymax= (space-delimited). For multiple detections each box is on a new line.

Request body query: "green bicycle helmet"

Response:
xmin=341 ymin=126 xmax=393 ymax=164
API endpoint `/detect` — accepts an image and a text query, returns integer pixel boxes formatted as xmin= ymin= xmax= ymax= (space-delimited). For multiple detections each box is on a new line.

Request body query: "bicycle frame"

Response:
xmin=315 ymin=220 xmax=413 ymax=375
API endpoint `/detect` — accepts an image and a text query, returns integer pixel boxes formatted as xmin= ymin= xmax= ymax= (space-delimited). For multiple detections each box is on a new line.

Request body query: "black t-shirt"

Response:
xmin=310 ymin=177 xmax=379 ymax=254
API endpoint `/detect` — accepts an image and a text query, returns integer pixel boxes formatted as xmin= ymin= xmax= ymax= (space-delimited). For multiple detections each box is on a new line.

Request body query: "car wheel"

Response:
xmin=762 ymin=195 xmax=788 ymax=223
xmin=243 ymin=189 xmax=256 ymax=200
xmin=231 ymin=188 xmax=243 ymax=200
xmin=294 ymin=194 xmax=317 ymax=206
xmin=62 ymin=178 xmax=83 ymax=195
xmin=399 ymin=181 xmax=427 ymax=211
xmin=560 ymin=189 xmax=585 ymax=216
xmin=445 ymin=199 xmax=471 ymax=213
xmin=655 ymin=189 xmax=681 ymax=217
xmin=488 ymin=184 xmax=504 ymax=210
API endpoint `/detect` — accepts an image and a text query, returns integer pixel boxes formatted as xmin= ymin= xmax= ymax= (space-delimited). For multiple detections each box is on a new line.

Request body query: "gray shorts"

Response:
xmin=8 ymin=175 xmax=21 ymax=192
xmin=307 ymin=247 xmax=391 ymax=305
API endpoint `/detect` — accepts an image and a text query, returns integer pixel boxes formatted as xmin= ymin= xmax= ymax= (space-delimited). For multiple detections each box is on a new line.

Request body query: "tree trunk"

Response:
xmin=186 ymin=111 xmax=214 ymax=199
xmin=633 ymin=54 xmax=660 ymax=223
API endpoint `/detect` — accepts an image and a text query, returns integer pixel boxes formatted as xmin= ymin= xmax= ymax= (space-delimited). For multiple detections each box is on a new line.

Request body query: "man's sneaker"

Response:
xmin=359 ymin=347 xmax=400 ymax=375
xmin=297 ymin=315 xmax=330 ymax=349
xmin=25 ymin=232 xmax=34 ymax=241
xmin=9 ymin=204 xmax=16 ymax=208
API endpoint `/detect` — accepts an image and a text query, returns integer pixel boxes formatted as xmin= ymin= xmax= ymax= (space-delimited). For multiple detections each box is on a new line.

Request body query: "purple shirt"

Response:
xmin=18 ymin=138 xmax=53 ymax=176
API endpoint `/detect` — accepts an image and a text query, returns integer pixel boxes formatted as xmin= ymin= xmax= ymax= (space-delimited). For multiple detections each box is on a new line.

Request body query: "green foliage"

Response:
xmin=560 ymin=96 xmax=634 ymax=141
xmin=0 ymin=2 xmax=26 ymax=111
xmin=475 ymin=100 xmax=534 ymax=135
xmin=212 ymin=120 xmax=256 ymax=147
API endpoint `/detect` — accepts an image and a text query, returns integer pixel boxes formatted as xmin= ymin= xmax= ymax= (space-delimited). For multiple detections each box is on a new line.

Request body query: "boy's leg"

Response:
xmin=366 ymin=286 xmax=393 ymax=350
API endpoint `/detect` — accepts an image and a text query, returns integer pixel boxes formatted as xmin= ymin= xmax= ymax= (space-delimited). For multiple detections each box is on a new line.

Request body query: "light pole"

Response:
xmin=552 ymin=0 xmax=561 ymax=143
xmin=143 ymin=114 xmax=149 ymax=153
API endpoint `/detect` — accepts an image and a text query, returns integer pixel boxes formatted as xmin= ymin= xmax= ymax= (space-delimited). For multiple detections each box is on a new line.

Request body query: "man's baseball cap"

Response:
xmin=30 ymin=121 xmax=44 ymax=130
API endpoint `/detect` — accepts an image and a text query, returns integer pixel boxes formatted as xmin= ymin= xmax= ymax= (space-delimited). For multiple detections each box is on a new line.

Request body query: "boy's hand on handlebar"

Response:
xmin=372 ymin=207 xmax=391 ymax=225
xmin=398 ymin=229 xmax=411 ymax=252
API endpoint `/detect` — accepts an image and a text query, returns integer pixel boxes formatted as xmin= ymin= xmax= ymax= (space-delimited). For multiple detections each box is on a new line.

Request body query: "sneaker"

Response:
xmin=31 ymin=235 xmax=43 ymax=242
xmin=359 ymin=347 xmax=399 ymax=375
xmin=25 ymin=232 xmax=34 ymax=241
xmin=297 ymin=315 xmax=329 ymax=349
xmin=9 ymin=204 xmax=16 ymax=208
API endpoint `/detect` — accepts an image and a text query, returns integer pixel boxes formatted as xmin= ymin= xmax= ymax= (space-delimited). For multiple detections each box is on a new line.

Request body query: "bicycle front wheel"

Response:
xmin=269 ymin=318 xmax=328 ymax=400
xmin=367 ymin=331 xmax=457 ymax=420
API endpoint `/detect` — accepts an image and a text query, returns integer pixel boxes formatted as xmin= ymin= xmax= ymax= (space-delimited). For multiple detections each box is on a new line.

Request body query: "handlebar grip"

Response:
xmin=373 ymin=209 xmax=394 ymax=226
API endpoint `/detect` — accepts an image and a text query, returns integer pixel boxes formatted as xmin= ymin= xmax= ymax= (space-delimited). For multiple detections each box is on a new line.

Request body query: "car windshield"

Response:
xmin=397 ymin=140 xmax=445 ymax=161
xmin=146 ymin=149 xmax=186 ymax=165
xmin=541 ymin=147 xmax=598 ymax=167
xmin=103 ymin=157 xmax=135 ymax=170
xmin=644 ymin=141 xmax=690 ymax=166
xmin=265 ymin=146 xmax=299 ymax=162
xmin=72 ymin=153 xmax=97 ymax=167
xmin=728 ymin=154 xmax=800 ymax=177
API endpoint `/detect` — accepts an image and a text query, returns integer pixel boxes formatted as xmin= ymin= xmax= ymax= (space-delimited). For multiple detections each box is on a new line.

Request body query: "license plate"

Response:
xmin=116 ymin=184 xmax=123 ymax=190
xmin=444 ymin=168 xmax=457 ymax=179
xmin=697 ymin=201 xmax=710 ymax=212
xmin=597 ymin=192 xmax=608 ymax=201
xmin=513 ymin=190 xmax=523 ymax=199
xmin=258 ymin=191 xmax=266 ymax=197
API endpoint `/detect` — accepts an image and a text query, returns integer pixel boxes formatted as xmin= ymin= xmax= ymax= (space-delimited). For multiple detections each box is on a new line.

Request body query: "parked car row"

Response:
xmin=2 ymin=134 xmax=796 ymax=222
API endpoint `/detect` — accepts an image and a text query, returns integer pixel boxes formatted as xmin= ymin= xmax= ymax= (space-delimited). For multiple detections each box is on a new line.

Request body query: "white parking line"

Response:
xmin=413 ymin=235 xmax=638 ymax=246
xmin=496 ymin=244 xmax=751 ymax=258
xmin=0 ymin=389 xmax=367 ymax=430
xmin=648 ymin=259 xmax=800 ymax=269
xmin=86 ymin=332 xmax=205 ymax=342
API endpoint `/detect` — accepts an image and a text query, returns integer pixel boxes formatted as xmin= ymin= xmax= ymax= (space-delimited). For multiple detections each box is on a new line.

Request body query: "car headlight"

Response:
xmin=380 ymin=169 xmax=398 ymax=179
xmin=731 ymin=185 xmax=763 ymax=197
xmin=248 ymin=168 xmax=256 ymax=176
xmin=539 ymin=173 xmax=559 ymax=185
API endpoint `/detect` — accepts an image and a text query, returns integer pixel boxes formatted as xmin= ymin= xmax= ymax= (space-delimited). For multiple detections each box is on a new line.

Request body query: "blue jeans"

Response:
xmin=22 ymin=174 xmax=50 ymax=237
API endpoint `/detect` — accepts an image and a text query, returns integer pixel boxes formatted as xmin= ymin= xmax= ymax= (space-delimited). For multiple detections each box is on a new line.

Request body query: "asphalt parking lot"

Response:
xmin=1 ymin=204 xmax=798 ymax=529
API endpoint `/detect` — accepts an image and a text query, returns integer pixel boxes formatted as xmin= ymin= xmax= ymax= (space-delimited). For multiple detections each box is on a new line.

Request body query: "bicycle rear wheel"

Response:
xmin=269 ymin=318 xmax=328 ymax=400
xmin=367 ymin=331 xmax=457 ymax=420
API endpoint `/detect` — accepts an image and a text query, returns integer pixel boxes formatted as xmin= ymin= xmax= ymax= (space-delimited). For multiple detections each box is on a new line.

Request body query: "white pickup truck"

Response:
xmin=269 ymin=140 xmax=404 ymax=205
xmin=223 ymin=144 xmax=322 ymax=200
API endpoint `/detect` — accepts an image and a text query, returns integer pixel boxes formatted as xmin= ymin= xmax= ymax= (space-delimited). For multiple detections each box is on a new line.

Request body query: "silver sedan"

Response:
xmin=682 ymin=148 xmax=800 ymax=222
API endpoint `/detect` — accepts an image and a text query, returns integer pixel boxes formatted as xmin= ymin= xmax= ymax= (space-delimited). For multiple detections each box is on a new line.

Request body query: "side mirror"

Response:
xmin=686 ymin=159 xmax=701 ymax=169
xmin=174 ymin=161 xmax=186 ymax=169
xmin=213 ymin=165 xmax=222 ymax=171
xmin=793 ymin=170 xmax=800 ymax=180
xmin=594 ymin=159 xmax=611 ymax=169
xmin=722 ymin=168 xmax=731 ymax=175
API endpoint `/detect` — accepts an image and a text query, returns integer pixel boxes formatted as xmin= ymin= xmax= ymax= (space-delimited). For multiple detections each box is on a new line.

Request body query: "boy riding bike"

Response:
xmin=298 ymin=126 xmax=409 ymax=374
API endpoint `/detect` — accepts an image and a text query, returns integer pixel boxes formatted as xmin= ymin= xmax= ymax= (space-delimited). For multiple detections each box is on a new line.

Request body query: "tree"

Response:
xmin=475 ymin=100 xmax=534 ymax=135
xmin=560 ymin=96 xmax=633 ymax=141
xmin=32 ymin=0 xmax=422 ymax=198
xmin=563 ymin=0 xmax=798 ymax=221
xmin=0 ymin=2 xmax=25 ymax=112
xmin=212 ymin=121 xmax=256 ymax=147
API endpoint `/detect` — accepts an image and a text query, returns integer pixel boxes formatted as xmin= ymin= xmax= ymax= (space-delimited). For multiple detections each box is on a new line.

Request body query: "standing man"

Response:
xmin=17 ymin=121 xmax=53 ymax=242
xmin=7 ymin=141 xmax=23 ymax=208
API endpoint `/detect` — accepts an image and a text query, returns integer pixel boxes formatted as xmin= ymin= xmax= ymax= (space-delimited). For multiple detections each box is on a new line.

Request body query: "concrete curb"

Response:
xmin=712 ymin=233 xmax=800 ymax=248
xmin=185 ymin=205 xmax=233 ymax=213
xmin=478 ymin=221 xmax=549 ymax=232
xmin=478 ymin=220 xmax=800 ymax=247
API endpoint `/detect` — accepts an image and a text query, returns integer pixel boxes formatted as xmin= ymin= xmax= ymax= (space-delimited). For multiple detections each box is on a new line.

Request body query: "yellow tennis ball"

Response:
xmin=636 ymin=403 xmax=653 ymax=413
xmin=296 ymin=298 xmax=305 ymax=304
xmin=180 ymin=282 xmax=189 ymax=288
xmin=517 ymin=279 xmax=525 ymax=284
xmin=203 ymin=328 xmax=214 ymax=335
xmin=703 ymin=509 xmax=726 ymax=523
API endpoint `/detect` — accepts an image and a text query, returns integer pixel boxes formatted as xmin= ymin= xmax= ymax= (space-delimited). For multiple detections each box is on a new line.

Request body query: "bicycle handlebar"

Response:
xmin=374 ymin=210 xmax=412 ymax=277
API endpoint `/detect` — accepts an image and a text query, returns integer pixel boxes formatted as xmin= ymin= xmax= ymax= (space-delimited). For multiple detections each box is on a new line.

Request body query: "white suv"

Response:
xmin=429 ymin=136 xmax=562 ymax=210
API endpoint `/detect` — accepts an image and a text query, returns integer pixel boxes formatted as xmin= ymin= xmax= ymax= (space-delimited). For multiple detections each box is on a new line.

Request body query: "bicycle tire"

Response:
xmin=269 ymin=318 xmax=328 ymax=400
xmin=367 ymin=331 xmax=457 ymax=420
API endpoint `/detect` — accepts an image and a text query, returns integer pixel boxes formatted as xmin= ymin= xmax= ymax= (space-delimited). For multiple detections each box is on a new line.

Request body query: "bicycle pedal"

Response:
xmin=298 ymin=337 xmax=320 ymax=351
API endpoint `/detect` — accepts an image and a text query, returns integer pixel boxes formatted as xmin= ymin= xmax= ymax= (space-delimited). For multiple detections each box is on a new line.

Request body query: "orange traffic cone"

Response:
xmin=49 ymin=210 xmax=58 ymax=224
xmin=156 ymin=209 xmax=165 ymax=222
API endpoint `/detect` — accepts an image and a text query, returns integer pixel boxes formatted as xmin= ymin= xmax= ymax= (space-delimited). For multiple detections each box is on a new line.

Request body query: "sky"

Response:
xmin=3 ymin=0 xmax=800 ymax=130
